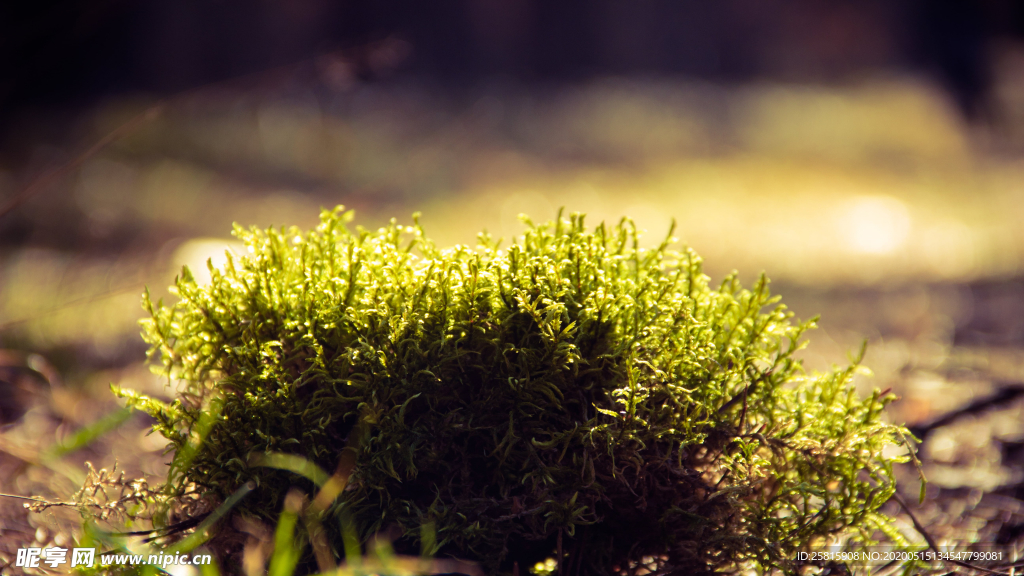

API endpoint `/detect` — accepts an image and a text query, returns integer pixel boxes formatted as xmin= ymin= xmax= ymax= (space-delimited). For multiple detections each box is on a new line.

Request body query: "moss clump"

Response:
xmin=131 ymin=208 xmax=906 ymax=574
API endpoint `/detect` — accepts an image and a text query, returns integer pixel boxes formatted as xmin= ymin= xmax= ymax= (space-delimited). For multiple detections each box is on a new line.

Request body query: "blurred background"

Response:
xmin=3 ymin=0 xmax=1024 ymax=569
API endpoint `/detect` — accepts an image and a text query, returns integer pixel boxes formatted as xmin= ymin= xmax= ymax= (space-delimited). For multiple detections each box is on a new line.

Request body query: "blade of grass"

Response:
xmin=268 ymin=491 xmax=305 ymax=576
xmin=45 ymin=407 xmax=133 ymax=459
xmin=250 ymin=452 xmax=331 ymax=488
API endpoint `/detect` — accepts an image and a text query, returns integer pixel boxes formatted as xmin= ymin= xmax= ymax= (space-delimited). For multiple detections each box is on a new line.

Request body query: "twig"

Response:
xmin=108 ymin=513 xmax=211 ymax=542
xmin=910 ymin=385 xmax=1024 ymax=442
xmin=893 ymin=491 xmax=1010 ymax=576
xmin=0 ymin=493 xmax=54 ymax=504
xmin=0 ymin=104 xmax=164 ymax=220
xmin=0 ymin=282 xmax=145 ymax=331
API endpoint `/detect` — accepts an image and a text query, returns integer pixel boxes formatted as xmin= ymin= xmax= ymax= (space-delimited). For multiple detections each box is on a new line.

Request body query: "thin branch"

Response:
xmin=893 ymin=491 xmax=1010 ymax=576
xmin=0 ymin=282 xmax=145 ymax=331
xmin=0 ymin=105 xmax=164 ymax=220
xmin=910 ymin=384 xmax=1024 ymax=442
xmin=0 ymin=492 xmax=53 ymax=503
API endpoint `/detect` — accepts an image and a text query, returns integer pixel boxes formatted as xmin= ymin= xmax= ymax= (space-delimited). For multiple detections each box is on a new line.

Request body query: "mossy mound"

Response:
xmin=130 ymin=208 xmax=906 ymax=575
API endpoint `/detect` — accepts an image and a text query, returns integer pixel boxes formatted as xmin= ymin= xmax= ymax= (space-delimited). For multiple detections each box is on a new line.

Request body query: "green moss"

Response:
xmin=132 ymin=207 xmax=907 ymax=574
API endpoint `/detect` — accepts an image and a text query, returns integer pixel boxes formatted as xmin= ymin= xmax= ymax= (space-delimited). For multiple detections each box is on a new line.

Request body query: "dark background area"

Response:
xmin=5 ymin=0 xmax=1024 ymax=126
